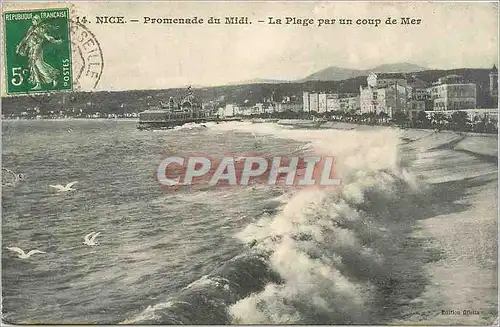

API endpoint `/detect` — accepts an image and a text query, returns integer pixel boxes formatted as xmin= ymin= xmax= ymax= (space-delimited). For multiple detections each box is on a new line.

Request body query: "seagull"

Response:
xmin=49 ymin=181 xmax=78 ymax=192
xmin=83 ymin=232 xmax=101 ymax=246
xmin=7 ymin=247 xmax=46 ymax=259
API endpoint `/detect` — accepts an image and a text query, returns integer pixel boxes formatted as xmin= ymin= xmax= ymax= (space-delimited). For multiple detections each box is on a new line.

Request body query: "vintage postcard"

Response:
xmin=1 ymin=1 xmax=498 ymax=325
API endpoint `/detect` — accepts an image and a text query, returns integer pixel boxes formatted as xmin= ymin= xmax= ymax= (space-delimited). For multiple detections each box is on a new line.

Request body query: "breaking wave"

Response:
xmin=124 ymin=123 xmax=430 ymax=324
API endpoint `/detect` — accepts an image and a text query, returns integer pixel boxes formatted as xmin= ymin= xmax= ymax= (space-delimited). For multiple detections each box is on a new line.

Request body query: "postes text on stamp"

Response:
xmin=3 ymin=8 xmax=72 ymax=94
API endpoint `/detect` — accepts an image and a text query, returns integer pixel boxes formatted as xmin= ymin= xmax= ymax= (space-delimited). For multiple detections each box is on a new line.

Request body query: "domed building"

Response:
xmin=179 ymin=86 xmax=204 ymax=118
xmin=138 ymin=86 xmax=212 ymax=129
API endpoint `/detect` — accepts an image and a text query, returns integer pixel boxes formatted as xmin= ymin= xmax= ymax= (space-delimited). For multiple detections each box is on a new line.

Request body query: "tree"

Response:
xmin=392 ymin=111 xmax=410 ymax=127
xmin=486 ymin=117 xmax=498 ymax=134
xmin=450 ymin=111 xmax=471 ymax=132
xmin=430 ymin=112 xmax=447 ymax=131
xmin=366 ymin=111 xmax=377 ymax=125
xmin=360 ymin=112 xmax=369 ymax=124
xmin=413 ymin=111 xmax=430 ymax=128
xmin=471 ymin=114 xmax=488 ymax=133
xmin=310 ymin=111 xmax=321 ymax=119
xmin=378 ymin=111 xmax=390 ymax=125
xmin=349 ymin=110 xmax=361 ymax=123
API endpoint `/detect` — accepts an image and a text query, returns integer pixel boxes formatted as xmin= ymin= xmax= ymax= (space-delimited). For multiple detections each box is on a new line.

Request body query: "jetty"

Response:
xmin=137 ymin=114 xmax=241 ymax=130
xmin=137 ymin=86 xmax=241 ymax=130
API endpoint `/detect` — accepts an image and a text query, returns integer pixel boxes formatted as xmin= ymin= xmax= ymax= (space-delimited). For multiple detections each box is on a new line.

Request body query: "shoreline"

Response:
xmin=1 ymin=118 xmax=140 ymax=122
xmin=274 ymin=119 xmax=499 ymax=138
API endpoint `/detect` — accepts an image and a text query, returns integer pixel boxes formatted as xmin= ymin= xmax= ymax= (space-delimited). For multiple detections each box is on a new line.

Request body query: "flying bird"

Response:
xmin=7 ymin=247 xmax=46 ymax=259
xmin=49 ymin=181 xmax=78 ymax=192
xmin=83 ymin=232 xmax=101 ymax=246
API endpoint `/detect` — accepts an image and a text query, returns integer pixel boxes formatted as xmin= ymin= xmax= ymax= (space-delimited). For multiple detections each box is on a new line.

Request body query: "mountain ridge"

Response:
xmin=300 ymin=62 xmax=428 ymax=82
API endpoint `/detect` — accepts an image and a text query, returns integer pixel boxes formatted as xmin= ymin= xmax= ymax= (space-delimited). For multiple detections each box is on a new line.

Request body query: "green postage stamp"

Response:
xmin=3 ymin=8 xmax=72 ymax=94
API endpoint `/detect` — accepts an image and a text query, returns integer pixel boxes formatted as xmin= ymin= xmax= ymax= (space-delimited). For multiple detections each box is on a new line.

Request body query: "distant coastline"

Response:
xmin=1 ymin=117 xmax=139 ymax=122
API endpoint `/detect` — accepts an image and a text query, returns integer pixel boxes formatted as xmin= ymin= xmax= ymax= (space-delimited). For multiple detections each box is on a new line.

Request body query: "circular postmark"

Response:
xmin=69 ymin=20 xmax=104 ymax=91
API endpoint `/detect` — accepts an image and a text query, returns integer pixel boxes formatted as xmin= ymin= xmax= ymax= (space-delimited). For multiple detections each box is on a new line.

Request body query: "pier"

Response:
xmin=137 ymin=116 xmax=241 ymax=130
xmin=137 ymin=86 xmax=240 ymax=130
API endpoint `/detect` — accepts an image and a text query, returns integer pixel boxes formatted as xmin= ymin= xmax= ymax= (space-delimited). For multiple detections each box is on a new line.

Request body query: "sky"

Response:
xmin=2 ymin=1 xmax=499 ymax=92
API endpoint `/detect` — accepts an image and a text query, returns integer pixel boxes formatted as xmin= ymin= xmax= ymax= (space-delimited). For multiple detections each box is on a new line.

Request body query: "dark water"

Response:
xmin=1 ymin=120 xmax=302 ymax=324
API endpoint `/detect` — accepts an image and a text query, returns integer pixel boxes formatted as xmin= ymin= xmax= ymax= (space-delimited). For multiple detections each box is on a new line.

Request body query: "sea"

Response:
xmin=1 ymin=119 xmax=497 ymax=325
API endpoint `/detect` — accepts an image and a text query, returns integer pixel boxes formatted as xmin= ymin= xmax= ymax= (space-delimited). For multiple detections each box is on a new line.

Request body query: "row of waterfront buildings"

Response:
xmin=220 ymin=65 xmax=498 ymax=119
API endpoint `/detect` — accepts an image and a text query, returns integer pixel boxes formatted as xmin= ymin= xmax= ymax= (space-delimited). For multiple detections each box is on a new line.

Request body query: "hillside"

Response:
xmin=301 ymin=62 xmax=428 ymax=81
xmin=228 ymin=78 xmax=291 ymax=85
xmin=370 ymin=62 xmax=428 ymax=74
xmin=301 ymin=67 xmax=363 ymax=82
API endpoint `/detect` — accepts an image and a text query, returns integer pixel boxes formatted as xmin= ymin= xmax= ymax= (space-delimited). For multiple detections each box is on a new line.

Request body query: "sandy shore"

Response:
xmin=356 ymin=124 xmax=497 ymax=325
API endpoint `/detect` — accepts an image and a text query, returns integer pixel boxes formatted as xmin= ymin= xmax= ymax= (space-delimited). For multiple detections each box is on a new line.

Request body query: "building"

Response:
xmin=139 ymin=86 xmax=206 ymax=123
xmin=302 ymin=92 xmax=310 ymax=112
xmin=223 ymin=104 xmax=237 ymax=117
xmin=252 ymin=103 xmax=264 ymax=115
xmin=161 ymin=96 xmax=178 ymax=112
xmin=303 ymin=92 xmax=360 ymax=113
xmin=407 ymin=78 xmax=432 ymax=117
xmin=179 ymin=86 xmax=205 ymax=118
xmin=360 ymin=72 xmax=410 ymax=116
xmin=159 ymin=86 xmax=206 ymax=118
xmin=318 ymin=93 xmax=327 ymax=113
xmin=339 ymin=95 xmax=360 ymax=112
xmin=360 ymin=86 xmax=376 ymax=113
xmin=309 ymin=93 xmax=319 ymax=112
xmin=236 ymin=106 xmax=253 ymax=116
xmin=326 ymin=93 xmax=340 ymax=111
xmin=367 ymin=72 xmax=408 ymax=89
xmin=360 ymin=74 xmax=409 ymax=116
xmin=276 ymin=102 xmax=302 ymax=112
xmin=489 ymin=64 xmax=498 ymax=100
xmin=429 ymin=75 xmax=477 ymax=111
